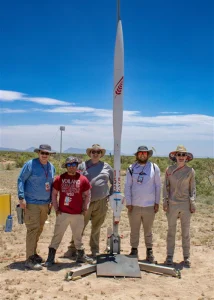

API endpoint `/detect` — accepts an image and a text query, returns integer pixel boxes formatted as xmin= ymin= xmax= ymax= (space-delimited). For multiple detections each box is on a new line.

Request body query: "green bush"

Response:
xmin=1 ymin=151 xmax=214 ymax=198
xmin=5 ymin=163 xmax=12 ymax=170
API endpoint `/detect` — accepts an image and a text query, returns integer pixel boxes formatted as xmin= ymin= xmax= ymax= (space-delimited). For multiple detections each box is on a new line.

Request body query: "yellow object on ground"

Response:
xmin=0 ymin=194 xmax=11 ymax=226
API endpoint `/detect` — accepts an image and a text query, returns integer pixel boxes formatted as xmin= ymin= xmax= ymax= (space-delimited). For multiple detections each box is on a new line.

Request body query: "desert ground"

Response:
xmin=0 ymin=168 xmax=214 ymax=300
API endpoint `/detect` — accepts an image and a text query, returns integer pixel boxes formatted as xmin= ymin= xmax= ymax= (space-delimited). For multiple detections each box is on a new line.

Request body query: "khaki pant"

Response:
xmin=166 ymin=202 xmax=191 ymax=258
xmin=69 ymin=197 xmax=108 ymax=253
xmin=24 ymin=203 xmax=49 ymax=259
xmin=50 ymin=213 xmax=84 ymax=250
xmin=128 ymin=206 xmax=155 ymax=249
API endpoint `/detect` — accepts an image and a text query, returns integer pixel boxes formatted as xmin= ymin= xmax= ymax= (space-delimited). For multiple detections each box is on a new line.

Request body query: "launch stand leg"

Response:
xmin=138 ymin=262 xmax=181 ymax=278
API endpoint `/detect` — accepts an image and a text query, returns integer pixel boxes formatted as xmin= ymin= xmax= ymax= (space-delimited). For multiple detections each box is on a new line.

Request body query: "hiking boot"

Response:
xmin=146 ymin=248 xmax=156 ymax=263
xmin=165 ymin=256 xmax=173 ymax=266
xmin=91 ymin=250 xmax=99 ymax=258
xmin=25 ymin=256 xmax=43 ymax=270
xmin=33 ymin=253 xmax=44 ymax=264
xmin=44 ymin=248 xmax=56 ymax=267
xmin=129 ymin=248 xmax=138 ymax=256
xmin=63 ymin=247 xmax=77 ymax=258
xmin=76 ymin=249 xmax=93 ymax=264
xmin=184 ymin=257 xmax=191 ymax=268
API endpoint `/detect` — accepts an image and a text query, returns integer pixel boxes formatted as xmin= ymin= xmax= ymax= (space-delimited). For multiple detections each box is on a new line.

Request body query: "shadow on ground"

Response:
xmin=7 ymin=261 xmax=78 ymax=271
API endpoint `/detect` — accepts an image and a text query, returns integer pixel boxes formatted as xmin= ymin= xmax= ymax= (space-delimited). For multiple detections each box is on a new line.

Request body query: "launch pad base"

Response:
xmin=65 ymin=255 xmax=181 ymax=281
xmin=96 ymin=254 xmax=141 ymax=278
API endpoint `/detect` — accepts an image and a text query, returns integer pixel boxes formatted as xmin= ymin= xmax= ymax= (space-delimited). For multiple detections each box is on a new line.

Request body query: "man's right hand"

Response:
xmin=163 ymin=205 xmax=169 ymax=212
xmin=126 ymin=205 xmax=133 ymax=212
xmin=19 ymin=199 xmax=26 ymax=210
xmin=163 ymin=200 xmax=169 ymax=212
xmin=56 ymin=210 xmax=61 ymax=216
xmin=81 ymin=210 xmax=87 ymax=217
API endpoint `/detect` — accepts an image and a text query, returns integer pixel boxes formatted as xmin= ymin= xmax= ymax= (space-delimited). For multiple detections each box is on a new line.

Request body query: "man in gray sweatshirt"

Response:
xmin=64 ymin=144 xmax=113 ymax=257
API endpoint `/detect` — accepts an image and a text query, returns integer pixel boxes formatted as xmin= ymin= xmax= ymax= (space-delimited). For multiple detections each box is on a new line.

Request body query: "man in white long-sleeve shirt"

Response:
xmin=124 ymin=146 xmax=161 ymax=263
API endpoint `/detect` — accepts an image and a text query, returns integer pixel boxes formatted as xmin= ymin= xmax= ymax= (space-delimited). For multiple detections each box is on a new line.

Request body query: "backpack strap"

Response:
xmin=78 ymin=161 xmax=86 ymax=174
xmin=128 ymin=164 xmax=133 ymax=176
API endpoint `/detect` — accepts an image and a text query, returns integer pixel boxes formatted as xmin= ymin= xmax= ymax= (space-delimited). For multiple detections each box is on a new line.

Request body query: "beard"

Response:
xmin=136 ymin=157 xmax=148 ymax=164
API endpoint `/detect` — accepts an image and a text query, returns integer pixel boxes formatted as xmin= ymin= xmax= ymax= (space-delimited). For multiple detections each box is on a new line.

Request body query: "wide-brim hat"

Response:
xmin=134 ymin=146 xmax=153 ymax=158
xmin=34 ymin=144 xmax=56 ymax=154
xmin=62 ymin=156 xmax=82 ymax=168
xmin=86 ymin=144 xmax=106 ymax=158
xmin=169 ymin=145 xmax=193 ymax=162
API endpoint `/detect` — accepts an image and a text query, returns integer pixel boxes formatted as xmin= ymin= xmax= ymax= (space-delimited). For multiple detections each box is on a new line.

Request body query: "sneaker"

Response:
xmin=33 ymin=254 xmax=44 ymax=264
xmin=165 ymin=256 xmax=173 ymax=266
xmin=129 ymin=248 xmax=138 ymax=256
xmin=63 ymin=247 xmax=76 ymax=258
xmin=184 ymin=257 xmax=191 ymax=268
xmin=25 ymin=256 xmax=43 ymax=270
xmin=146 ymin=248 xmax=156 ymax=264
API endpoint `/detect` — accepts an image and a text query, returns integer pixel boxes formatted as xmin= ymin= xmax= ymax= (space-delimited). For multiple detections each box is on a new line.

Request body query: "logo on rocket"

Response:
xmin=114 ymin=76 xmax=124 ymax=97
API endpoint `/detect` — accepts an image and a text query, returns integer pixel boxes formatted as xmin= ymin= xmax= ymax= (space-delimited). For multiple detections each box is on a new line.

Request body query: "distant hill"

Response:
xmin=0 ymin=147 xmax=21 ymax=152
xmin=25 ymin=147 xmax=36 ymax=152
xmin=63 ymin=147 xmax=86 ymax=154
xmin=0 ymin=146 xmax=128 ymax=155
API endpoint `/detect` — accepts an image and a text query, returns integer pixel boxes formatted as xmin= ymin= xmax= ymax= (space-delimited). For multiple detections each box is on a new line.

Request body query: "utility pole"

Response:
xmin=59 ymin=126 xmax=65 ymax=163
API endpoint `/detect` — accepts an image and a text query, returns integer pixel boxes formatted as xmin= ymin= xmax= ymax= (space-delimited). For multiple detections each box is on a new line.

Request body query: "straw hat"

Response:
xmin=86 ymin=144 xmax=106 ymax=157
xmin=169 ymin=145 xmax=193 ymax=162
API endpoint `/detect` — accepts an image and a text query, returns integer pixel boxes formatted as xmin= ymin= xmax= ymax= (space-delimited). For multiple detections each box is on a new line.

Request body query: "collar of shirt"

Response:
xmin=133 ymin=162 xmax=150 ymax=175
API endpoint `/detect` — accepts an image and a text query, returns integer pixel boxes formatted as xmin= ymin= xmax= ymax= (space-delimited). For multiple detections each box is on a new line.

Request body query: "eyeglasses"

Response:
xmin=91 ymin=150 xmax=101 ymax=154
xmin=176 ymin=153 xmax=187 ymax=157
xmin=138 ymin=151 xmax=148 ymax=155
xmin=40 ymin=151 xmax=50 ymax=156
xmin=66 ymin=162 xmax=78 ymax=167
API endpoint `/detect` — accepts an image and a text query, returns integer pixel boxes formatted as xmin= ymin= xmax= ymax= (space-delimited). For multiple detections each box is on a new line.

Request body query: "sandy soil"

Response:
xmin=0 ymin=169 xmax=214 ymax=300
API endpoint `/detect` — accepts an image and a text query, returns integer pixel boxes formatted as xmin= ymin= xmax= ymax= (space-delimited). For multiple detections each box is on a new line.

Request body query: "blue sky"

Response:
xmin=0 ymin=0 xmax=213 ymax=157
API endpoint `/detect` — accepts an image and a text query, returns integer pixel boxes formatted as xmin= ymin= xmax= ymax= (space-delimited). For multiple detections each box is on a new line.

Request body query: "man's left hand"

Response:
xmin=154 ymin=203 xmax=159 ymax=213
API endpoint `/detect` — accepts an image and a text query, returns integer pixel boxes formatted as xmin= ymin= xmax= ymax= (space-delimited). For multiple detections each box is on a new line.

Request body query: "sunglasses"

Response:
xmin=91 ymin=150 xmax=101 ymax=154
xmin=138 ymin=151 xmax=148 ymax=155
xmin=40 ymin=151 xmax=50 ymax=156
xmin=176 ymin=153 xmax=187 ymax=157
xmin=66 ymin=162 xmax=78 ymax=167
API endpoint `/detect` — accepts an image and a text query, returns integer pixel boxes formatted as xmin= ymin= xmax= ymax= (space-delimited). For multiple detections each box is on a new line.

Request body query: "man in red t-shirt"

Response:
xmin=44 ymin=156 xmax=93 ymax=266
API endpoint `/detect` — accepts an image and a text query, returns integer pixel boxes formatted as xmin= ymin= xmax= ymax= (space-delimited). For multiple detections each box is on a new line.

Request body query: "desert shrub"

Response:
xmin=197 ymin=194 xmax=214 ymax=205
xmin=190 ymin=158 xmax=214 ymax=197
xmin=5 ymin=163 xmax=12 ymax=170
xmin=150 ymin=157 xmax=170 ymax=173
xmin=16 ymin=155 xmax=31 ymax=168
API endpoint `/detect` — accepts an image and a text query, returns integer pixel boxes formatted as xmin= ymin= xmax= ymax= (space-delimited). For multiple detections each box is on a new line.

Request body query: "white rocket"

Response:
xmin=110 ymin=0 xmax=124 ymax=225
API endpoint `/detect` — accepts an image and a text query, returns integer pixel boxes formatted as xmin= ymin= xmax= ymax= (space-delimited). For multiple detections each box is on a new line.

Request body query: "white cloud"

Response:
xmin=1 ymin=108 xmax=27 ymax=113
xmin=160 ymin=111 xmax=183 ymax=114
xmin=0 ymin=90 xmax=71 ymax=106
xmin=37 ymin=106 xmax=95 ymax=113
xmin=24 ymin=97 xmax=71 ymax=106
xmin=0 ymin=90 xmax=25 ymax=101
xmin=1 ymin=113 xmax=214 ymax=157
xmin=1 ymin=90 xmax=213 ymax=157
